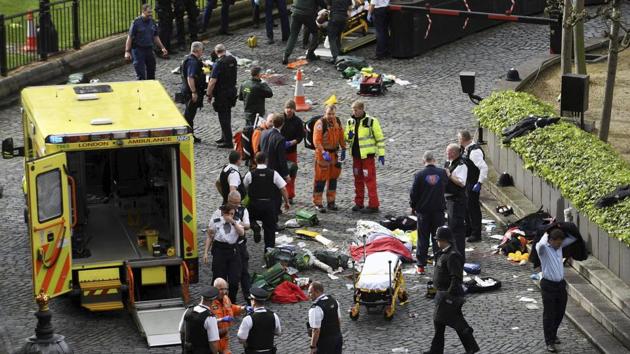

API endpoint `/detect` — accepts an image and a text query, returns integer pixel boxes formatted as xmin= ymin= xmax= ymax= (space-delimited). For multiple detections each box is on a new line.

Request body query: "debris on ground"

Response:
xmin=518 ymin=296 xmax=537 ymax=303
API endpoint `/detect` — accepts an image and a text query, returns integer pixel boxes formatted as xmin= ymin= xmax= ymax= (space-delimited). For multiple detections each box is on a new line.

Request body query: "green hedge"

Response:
xmin=473 ymin=90 xmax=630 ymax=244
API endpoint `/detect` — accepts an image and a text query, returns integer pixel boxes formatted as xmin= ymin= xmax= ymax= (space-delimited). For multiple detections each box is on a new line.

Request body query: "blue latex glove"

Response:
xmin=218 ymin=316 xmax=234 ymax=323
xmin=340 ymin=149 xmax=346 ymax=161
xmin=347 ymin=131 xmax=354 ymax=140
xmin=322 ymin=151 xmax=332 ymax=162
xmin=378 ymin=156 xmax=385 ymax=165
xmin=284 ymin=141 xmax=292 ymax=149
xmin=367 ymin=12 xmax=372 ymax=22
xmin=472 ymin=182 xmax=482 ymax=193
xmin=244 ymin=306 xmax=254 ymax=315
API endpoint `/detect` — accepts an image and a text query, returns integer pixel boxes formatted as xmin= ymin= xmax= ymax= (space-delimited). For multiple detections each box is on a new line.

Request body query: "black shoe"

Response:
xmin=306 ymin=53 xmax=319 ymax=61
xmin=215 ymin=138 xmax=225 ymax=144
xmin=253 ymin=231 xmax=261 ymax=243
xmin=281 ymin=57 xmax=288 ymax=65
xmin=193 ymin=136 xmax=202 ymax=143
xmin=217 ymin=142 xmax=234 ymax=148
xmin=315 ymin=205 xmax=326 ymax=213
xmin=467 ymin=236 xmax=482 ymax=243
xmin=351 ymin=205 xmax=364 ymax=212
xmin=546 ymin=344 xmax=557 ymax=353
xmin=360 ymin=207 xmax=379 ymax=214
xmin=327 ymin=203 xmax=338 ymax=211
xmin=267 ymin=38 xmax=275 ymax=44
xmin=218 ymin=30 xmax=233 ymax=36
xmin=281 ymin=37 xmax=289 ymax=42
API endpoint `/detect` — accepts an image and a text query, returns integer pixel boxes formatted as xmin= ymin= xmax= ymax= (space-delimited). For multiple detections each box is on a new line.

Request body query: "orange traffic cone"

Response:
xmin=294 ymin=69 xmax=311 ymax=112
xmin=23 ymin=11 xmax=37 ymax=52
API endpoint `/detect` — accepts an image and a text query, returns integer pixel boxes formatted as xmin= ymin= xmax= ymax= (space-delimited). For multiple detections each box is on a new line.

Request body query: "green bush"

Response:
xmin=473 ymin=90 xmax=630 ymax=244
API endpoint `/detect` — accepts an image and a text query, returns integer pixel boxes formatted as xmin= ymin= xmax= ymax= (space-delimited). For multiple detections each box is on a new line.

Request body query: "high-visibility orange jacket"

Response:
xmin=211 ymin=296 xmax=243 ymax=353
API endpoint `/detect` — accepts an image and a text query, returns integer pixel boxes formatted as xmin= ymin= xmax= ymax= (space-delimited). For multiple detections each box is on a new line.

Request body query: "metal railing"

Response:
xmin=0 ymin=0 xmax=209 ymax=76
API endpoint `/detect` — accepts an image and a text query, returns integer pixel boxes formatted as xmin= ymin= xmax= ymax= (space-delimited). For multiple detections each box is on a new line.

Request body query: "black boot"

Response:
xmin=458 ymin=327 xmax=480 ymax=354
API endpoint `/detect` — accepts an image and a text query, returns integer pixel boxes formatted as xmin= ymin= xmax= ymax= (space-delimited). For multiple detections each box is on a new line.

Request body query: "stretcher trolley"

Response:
xmin=350 ymin=251 xmax=408 ymax=321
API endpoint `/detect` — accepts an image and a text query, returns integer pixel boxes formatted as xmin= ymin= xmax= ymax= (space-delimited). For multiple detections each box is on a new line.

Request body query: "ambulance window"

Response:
xmin=36 ymin=169 xmax=62 ymax=222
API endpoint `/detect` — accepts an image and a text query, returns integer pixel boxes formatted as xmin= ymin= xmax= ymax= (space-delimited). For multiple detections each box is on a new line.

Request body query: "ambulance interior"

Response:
xmin=67 ymin=146 xmax=181 ymax=264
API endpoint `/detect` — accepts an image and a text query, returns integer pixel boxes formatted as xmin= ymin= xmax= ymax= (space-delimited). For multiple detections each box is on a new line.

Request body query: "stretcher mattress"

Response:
xmin=356 ymin=251 xmax=401 ymax=290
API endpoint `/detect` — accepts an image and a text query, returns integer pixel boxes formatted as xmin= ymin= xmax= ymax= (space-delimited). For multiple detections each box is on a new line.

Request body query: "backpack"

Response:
xmin=304 ymin=115 xmax=342 ymax=150
xmin=234 ymin=115 xmax=263 ymax=161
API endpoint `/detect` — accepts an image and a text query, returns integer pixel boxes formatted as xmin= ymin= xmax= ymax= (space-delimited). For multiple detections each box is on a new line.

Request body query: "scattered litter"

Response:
xmin=295 ymin=277 xmax=310 ymax=288
xmin=519 ymin=259 xmax=528 ymax=266
xmin=346 ymin=228 xmax=356 ymax=233
xmin=345 ymin=283 xmax=354 ymax=290
xmin=489 ymin=234 xmax=504 ymax=240
xmin=512 ymin=275 xmax=519 ymax=278
xmin=375 ymin=327 xmax=387 ymax=331
xmin=465 ymin=247 xmax=474 ymax=252
xmin=303 ymin=81 xmax=314 ymax=87
xmin=394 ymin=78 xmax=411 ymax=86
xmin=408 ymin=313 xmax=418 ymax=318
xmin=284 ymin=219 xmax=300 ymax=228
xmin=287 ymin=59 xmax=308 ymax=69
xmin=511 ymin=327 xmax=520 ymax=330
xmin=485 ymin=225 xmax=495 ymax=232
xmin=527 ymin=288 xmax=534 ymax=292
xmin=237 ymin=58 xmax=253 ymax=67
xmin=275 ymin=235 xmax=294 ymax=244
xmin=297 ymin=242 xmax=306 ymax=248
xmin=392 ymin=348 xmax=409 ymax=353
xmin=481 ymin=219 xmax=495 ymax=224
xmin=473 ymin=276 xmax=497 ymax=287
xmin=322 ymin=228 xmax=329 ymax=232
xmin=327 ymin=273 xmax=339 ymax=280
xmin=518 ymin=297 xmax=537 ymax=303
xmin=403 ymin=268 xmax=416 ymax=274
xmin=329 ymin=247 xmax=339 ymax=252
xmin=526 ymin=304 xmax=540 ymax=310
xmin=286 ymin=266 xmax=299 ymax=275
xmin=314 ymin=67 xmax=322 ymax=73
xmin=171 ymin=66 xmax=181 ymax=75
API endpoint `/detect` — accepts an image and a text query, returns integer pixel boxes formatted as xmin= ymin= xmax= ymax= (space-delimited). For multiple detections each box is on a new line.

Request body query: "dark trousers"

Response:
xmin=429 ymin=291 xmax=478 ymax=354
xmin=203 ymin=0 xmax=231 ymax=32
xmin=131 ymin=47 xmax=156 ymax=80
xmin=214 ymin=104 xmax=233 ymax=144
xmin=465 ymin=189 xmax=482 ymax=239
xmin=248 ymin=199 xmax=278 ymax=252
xmin=373 ymin=7 xmax=389 ymax=57
xmin=317 ymin=335 xmax=343 ymax=354
xmin=251 ymin=0 xmax=260 ymax=25
xmin=175 ymin=0 xmax=199 ymax=43
xmin=446 ymin=196 xmax=467 ymax=262
xmin=238 ymin=240 xmax=251 ymax=303
xmin=184 ymin=98 xmax=201 ymax=132
xmin=156 ymin=0 xmax=174 ymax=51
xmin=265 ymin=0 xmax=290 ymax=40
xmin=327 ymin=18 xmax=346 ymax=60
xmin=417 ymin=211 xmax=445 ymax=267
xmin=541 ymin=278 xmax=568 ymax=345
xmin=284 ymin=13 xmax=318 ymax=59
xmin=211 ymin=244 xmax=242 ymax=303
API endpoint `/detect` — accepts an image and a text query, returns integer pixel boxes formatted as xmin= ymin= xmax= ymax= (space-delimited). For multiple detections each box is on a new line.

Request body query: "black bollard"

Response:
xmin=15 ymin=292 xmax=73 ymax=354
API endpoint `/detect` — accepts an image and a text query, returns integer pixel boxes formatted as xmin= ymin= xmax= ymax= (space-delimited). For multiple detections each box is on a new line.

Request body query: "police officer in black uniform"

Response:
xmin=243 ymin=152 xmax=291 ymax=252
xmin=458 ymin=130 xmax=488 ymax=243
xmin=237 ymin=287 xmax=282 ymax=354
xmin=238 ymin=66 xmax=274 ymax=127
xmin=307 ymin=281 xmax=343 ymax=354
xmin=179 ymin=286 xmax=221 ymax=354
xmin=204 ymin=204 xmax=244 ymax=303
xmin=207 ymin=44 xmax=238 ymax=149
xmin=180 ymin=41 xmax=206 ymax=143
xmin=124 ymin=4 xmax=168 ymax=80
xmin=423 ymin=227 xmax=479 ymax=354
xmin=174 ymin=0 xmax=200 ymax=51
xmin=444 ymin=143 xmax=468 ymax=261
xmin=155 ymin=0 xmax=175 ymax=55
xmin=409 ymin=151 xmax=448 ymax=275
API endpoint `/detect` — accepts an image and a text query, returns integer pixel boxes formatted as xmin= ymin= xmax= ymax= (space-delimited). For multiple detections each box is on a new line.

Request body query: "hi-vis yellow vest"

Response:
xmin=344 ymin=115 xmax=385 ymax=159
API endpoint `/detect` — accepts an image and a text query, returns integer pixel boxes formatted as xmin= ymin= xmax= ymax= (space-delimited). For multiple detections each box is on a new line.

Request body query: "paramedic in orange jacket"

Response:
xmin=211 ymin=277 xmax=251 ymax=354
xmin=312 ymin=104 xmax=346 ymax=212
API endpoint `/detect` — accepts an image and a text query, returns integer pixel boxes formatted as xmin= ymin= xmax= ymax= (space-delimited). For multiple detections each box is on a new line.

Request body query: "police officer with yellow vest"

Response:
xmin=344 ymin=100 xmax=385 ymax=214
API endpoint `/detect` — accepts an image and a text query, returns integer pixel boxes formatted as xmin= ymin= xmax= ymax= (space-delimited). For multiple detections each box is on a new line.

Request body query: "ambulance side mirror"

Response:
xmin=2 ymin=138 xmax=24 ymax=159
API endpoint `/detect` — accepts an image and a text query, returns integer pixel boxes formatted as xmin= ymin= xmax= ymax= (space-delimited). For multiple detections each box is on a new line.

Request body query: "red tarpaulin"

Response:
xmin=349 ymin=236 xmax=412 ymax=262
xmin=271 ymin=281 xmax=309 ymax=304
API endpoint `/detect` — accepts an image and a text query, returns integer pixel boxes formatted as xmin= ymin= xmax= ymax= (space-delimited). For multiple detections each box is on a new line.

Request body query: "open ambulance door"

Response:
xmin=26 ymin=152 xmax=73 ymax=298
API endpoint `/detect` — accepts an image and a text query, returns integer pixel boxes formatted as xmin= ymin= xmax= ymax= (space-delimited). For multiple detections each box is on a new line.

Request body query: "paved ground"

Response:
xmin=2 ymin=4 xmax=627 ymax=353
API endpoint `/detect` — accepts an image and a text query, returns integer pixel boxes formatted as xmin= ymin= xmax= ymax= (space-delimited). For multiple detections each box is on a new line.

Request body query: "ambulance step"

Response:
xmin=79 ymin=279 xmax=122 ymax=291
xmin=83 ymin=301 xmax=125 ymax=312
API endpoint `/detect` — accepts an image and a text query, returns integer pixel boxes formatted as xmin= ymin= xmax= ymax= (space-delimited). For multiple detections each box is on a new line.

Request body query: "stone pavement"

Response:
xmin=2 ymin=6 xmax=627 ymax=352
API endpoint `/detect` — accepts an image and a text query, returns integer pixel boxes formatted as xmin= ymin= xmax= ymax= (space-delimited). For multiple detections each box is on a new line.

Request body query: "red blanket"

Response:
xmin=271 ymin=281 xmax=309 ymax=304
xmin=349 ymin=236 xmax=412 ymax=262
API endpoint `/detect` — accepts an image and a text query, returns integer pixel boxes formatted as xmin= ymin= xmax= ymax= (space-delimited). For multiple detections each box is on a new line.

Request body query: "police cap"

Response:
xmin=200 ymin=286 xmax=219 ymax=300
xmin=249 ymin=287 xmax=270 ymax=301
xmin=435 ymin=226 xmax=453 ymax=242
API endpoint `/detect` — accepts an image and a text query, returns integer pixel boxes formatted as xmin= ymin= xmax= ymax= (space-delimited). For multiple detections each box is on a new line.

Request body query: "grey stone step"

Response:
xmin=565 ymin=268 xmax=630 ymax=349
xmin=572 ymin=257 xmax=630 ymax=319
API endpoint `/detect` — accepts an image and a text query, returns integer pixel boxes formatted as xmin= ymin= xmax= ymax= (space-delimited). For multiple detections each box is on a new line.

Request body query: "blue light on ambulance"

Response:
xmin=49 ymin=135 xmax=64 ymax=144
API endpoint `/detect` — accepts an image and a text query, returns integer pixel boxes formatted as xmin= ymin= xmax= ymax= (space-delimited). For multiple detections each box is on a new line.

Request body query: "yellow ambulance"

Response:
xmin=2 ymin=80 xmax=199 ymax=346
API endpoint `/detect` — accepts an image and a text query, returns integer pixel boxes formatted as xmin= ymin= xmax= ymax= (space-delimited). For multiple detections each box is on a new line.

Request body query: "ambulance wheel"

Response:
xmin=384 ymin=305 xmax=395 ymax=321
xmin=350 ymin=304 xmax=360 ymax=321
xmin=398 ymin=290 xmax=408 ymax=303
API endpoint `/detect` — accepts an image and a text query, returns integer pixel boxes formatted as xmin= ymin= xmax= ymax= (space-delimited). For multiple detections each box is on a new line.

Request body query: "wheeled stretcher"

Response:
xmin=350 ymin=251 xmax=408 ymax=321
